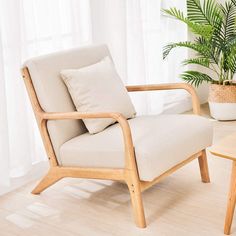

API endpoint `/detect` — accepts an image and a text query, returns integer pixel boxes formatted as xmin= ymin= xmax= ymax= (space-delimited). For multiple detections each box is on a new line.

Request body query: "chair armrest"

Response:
xmin=126 ymin=83 xmax=200 ymax=115
xmin=41 ymin=111 xmax=124 ymax=121
xmin=39 ymin=111 xmax=136 ymax=169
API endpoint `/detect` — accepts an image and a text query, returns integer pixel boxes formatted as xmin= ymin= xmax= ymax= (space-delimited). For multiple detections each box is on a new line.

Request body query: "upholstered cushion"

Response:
xmin=24 ymin=44 xmax=111 ymax=161
xmin=60 ymin=114 xmax=213 ymax=181
xmin=61 ymin=57 xmax=136 ymax=134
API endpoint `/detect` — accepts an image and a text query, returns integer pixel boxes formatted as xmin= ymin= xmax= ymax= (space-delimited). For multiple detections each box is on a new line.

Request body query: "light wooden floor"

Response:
xmin=1 ymin=104 xmax=236 ymax=236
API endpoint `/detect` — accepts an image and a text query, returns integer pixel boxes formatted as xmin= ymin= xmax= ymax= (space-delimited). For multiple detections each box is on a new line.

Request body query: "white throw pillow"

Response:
xmin=61 ymin=57 xmax=136 ymax=134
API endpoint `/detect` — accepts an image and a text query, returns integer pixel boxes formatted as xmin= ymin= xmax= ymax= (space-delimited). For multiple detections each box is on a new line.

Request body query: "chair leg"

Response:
xmin=126 ymin=171 xmax=146 ymax=228
xmin=198 ymin=149 xmax=210 ymax=183
xmin=32 ymin=168 xmax=62 ymax=194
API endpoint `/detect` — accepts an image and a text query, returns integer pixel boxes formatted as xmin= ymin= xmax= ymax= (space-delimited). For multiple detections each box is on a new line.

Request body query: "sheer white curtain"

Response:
xmin=0 ymin=0 xmax=91 ymax=193
xmin=0 ymin=30 xmax=10 ymax=187
xmin=90 ymin=0 xmax=188 ymax=114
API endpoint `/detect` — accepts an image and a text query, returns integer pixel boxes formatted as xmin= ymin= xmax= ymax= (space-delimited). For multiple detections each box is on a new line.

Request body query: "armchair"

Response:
xmin=21 ymin=44 xmax=213 ymax=228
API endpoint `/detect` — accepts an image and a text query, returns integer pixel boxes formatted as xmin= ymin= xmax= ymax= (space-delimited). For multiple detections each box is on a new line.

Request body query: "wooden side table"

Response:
xmin=210 ymin=133 xmax=236 ymax=235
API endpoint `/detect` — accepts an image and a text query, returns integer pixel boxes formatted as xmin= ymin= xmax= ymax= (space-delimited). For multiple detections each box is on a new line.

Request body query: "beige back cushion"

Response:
xmin=24 ymin=44 xmax=111 ymax=164
xmin=61 ymin=57 xmax=136 ymax=134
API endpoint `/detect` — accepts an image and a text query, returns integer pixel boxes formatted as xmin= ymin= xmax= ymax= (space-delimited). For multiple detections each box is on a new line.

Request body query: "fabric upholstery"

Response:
xmin=60 ymin=114 xmax=213 ymax=181
xmin=61 ymin=57 xmax=136 ymax=134
xmin=24 ymin=44 xmax=111 ymax=162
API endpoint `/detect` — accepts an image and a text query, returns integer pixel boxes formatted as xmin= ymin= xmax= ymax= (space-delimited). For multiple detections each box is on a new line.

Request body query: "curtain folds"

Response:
xmin=0 ymin=29 xmax=10 ymax=187
xmin=0 ymin=0 xmax=187 ymax=192
xmin=90 ymin=0 xmax=188 ymax=114
xmin=0 ymin=0 xmax=92 ymax=191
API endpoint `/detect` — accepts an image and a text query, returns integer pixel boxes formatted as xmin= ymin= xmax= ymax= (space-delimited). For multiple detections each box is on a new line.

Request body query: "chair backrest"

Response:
xmin=24 ymin=44 xmax=111 ymax=164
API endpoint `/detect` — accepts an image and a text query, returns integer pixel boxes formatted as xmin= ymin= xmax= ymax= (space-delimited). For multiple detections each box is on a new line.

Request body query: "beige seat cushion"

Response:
xmin=60 ymin=114 xmax=213 ymax=181
xmin=60 ymin=57 xmax=136 ymax=134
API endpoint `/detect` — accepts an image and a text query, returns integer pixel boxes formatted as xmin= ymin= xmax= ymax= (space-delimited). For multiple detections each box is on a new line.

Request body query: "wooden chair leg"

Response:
xmin=126 ymin=171 xmax=146 ymax=228
xmin=224 ymin=161 xmax=236 ymax=235
xmin=198 ymin=149 xmax=210 ymax=183
xmin=32 ymin=168 xmax=62 ymax=194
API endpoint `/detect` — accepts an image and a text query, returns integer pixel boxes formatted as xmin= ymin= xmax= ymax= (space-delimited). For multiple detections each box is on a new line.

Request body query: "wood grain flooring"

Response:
xmin=0 ymin=104 xmax=236 ymax=236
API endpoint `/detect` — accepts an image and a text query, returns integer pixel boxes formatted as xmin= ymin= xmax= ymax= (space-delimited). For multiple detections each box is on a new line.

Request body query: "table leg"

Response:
xmin=224 ymin=161 xmax=236 ymax=235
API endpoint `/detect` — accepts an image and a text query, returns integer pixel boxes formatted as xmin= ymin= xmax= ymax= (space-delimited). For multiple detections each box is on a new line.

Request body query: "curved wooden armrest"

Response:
xmin=40 ymin=111 xmax=135 ymax=169
xmin=41 ymin=111 xmax=124 ymax=121
xmin=126 ymin=83 xmax=200 ymax=115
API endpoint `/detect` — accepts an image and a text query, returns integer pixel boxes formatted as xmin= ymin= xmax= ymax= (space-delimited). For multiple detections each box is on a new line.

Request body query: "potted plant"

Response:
xmin=163 ymin=0 xmax=236 ymax=120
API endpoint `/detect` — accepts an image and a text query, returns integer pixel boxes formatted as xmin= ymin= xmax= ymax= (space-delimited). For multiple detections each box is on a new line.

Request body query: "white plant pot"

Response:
xmin=209 ymin=102 xmax=236 ymax=120
xmin=208 ymin=84 xmax=236 ymax=121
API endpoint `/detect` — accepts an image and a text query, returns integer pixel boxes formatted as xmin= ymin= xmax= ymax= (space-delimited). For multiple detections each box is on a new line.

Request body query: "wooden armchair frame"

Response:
xmin=21 ymin=67 xmax=210 ymax=228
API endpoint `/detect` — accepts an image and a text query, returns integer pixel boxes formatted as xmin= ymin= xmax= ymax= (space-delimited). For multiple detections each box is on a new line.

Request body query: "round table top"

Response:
xmin=209 ymin=132 xmax=236 ymax=161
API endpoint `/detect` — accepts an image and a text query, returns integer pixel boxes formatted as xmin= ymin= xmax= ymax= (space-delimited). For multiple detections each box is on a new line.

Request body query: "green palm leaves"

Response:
xmin=187 ymin=0 xmax=222 ymax=26
xmin=163 ymin=0 xmax=236 ymax=87
xmin=163 ymin=8 xmax=213 ymax=39
xmin=181 ymin=71 xmax=213 ymax=87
